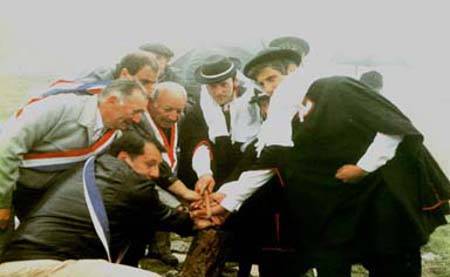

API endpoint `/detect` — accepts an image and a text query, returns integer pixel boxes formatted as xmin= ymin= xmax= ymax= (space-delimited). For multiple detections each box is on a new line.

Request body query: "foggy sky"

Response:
xmin=1 ymin=0 xmax=449 ymax=173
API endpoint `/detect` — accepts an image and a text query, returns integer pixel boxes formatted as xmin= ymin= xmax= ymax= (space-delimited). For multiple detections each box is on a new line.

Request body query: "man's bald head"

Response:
xmin=148 ymin=82 xmax=187 ymax=129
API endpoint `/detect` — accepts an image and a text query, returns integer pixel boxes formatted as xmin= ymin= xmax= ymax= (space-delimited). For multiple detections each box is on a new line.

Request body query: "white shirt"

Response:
xmin=218 ymin=132 xmax=403 ymax=212
xmin=91 ymin=109 xmax=105 ymax=142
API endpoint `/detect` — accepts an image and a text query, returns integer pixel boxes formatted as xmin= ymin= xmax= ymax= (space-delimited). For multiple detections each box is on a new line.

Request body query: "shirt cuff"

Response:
xmin=192 ymin=145 xmax=213 ymax=178
xmin=357 ymin=133 xmax=403 ymax=172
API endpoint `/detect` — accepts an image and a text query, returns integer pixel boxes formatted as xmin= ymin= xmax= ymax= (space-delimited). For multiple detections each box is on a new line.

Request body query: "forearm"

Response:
xmin=218 ymin=169 xmax=275 ymax=212
xmin=192 ymin=144 xmax=213 ymax=178
xmin=167 ymin=180 xmax=192 ymax=199
xmin=357 ymin=132 xmax=403 ymax=172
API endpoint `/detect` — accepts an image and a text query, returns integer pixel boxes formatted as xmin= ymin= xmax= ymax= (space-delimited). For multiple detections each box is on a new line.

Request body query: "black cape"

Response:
xmin=278 ymin=76 xmax=449 ymax=261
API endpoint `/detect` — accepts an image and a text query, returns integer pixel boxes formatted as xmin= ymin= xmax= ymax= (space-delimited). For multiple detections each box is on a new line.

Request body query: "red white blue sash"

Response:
xmin=16 ymin=79 xmax=110 ymax=118
xmin=82 ymin=156 xmax=112 ymax=262
xmin=42 ymin=79 xmax=111 ymax=97
xmin=20 ymin=130 xmax=117 ymax=172
xmin=144 ymin=112 xmax=178 ymax=172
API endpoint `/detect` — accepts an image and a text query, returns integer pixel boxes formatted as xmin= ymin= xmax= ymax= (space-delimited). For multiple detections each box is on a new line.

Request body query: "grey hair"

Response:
xmin=150 ymin=81 xmax=187 ymax=101
xmin=99 ymin=79 xmax=147 ymax=104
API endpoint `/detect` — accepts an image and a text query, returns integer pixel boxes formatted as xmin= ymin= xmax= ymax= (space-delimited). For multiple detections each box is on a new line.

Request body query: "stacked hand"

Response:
xmin=194 ymin=174 xmax=215 ymax=195
xmin=190 ymin=190 xmax=229 ymax=228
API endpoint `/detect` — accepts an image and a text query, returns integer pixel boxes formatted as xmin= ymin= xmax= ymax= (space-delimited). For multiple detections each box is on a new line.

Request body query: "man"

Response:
xmin=76 ymin=51 xmax=159 ymax=96
xmin=0 ymin=79 xmax=148 ymax=252
xmin=359 ymin=70 xmax=383 ymax=93
xmin=0 ymin=130 xmax=213 ymax=277
xmin=132 ymin=81 xmax=196 ymax=266
xmin=139 ymin=43 xmax=183 ymax=85
xmin=81 ymin=53 xmax=198 ymax=267
xmin=269 ymin=35 xmax=310 ymax=73
xmin=184 ymin=48 xmax=304 ymax=277
xmin=197 ymin=50 xmax=450 ymax=276
xmin=178 ymin=55 xmax=259 ymax=193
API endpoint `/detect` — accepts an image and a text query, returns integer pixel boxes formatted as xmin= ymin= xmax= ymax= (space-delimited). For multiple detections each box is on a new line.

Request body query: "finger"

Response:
xmin=195 ymin=181 xmax=205 ymax=192
xmin=190 ymin=200 xmax=202 ymax=209
xmin=190 ymin=209 xmax=205 ymax=219
xmin=212 ymin=216 xmax=226 ymax=225
xmin=199 ymin=185 xmax=206 ymax=195
xmin=204 ymin=191 xmax=212 ymax=218
xmin=210 ymin=205 xmax=226 ymax=216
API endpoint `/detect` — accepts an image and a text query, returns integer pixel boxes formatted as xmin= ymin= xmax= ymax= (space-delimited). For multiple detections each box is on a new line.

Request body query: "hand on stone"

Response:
xmin=189 ymin=192 xmax=229 ymax=225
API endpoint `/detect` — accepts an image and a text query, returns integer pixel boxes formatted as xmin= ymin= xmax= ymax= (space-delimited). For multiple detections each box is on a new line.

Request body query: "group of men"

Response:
xmin=0 ymin=36 xmax=449 ymax=277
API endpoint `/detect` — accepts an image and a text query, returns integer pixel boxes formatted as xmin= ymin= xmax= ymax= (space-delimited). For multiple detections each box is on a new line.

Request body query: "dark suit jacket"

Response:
xmin=2 ymin=154 xmax=193 ymax=262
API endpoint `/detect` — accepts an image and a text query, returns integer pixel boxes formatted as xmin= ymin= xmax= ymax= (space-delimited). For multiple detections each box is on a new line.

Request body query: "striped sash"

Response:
xmin=16 ymin=79 xmax=111 ymax=118
xmin=82 ymin=156 xmax=112 ymax=262
xmin=21 ymin=130 xmax=117 ymax=172
xmin=144 ymin=112 xmax=179 ymax=172
xmin=43 ymin=79 xmax=111 ymax=97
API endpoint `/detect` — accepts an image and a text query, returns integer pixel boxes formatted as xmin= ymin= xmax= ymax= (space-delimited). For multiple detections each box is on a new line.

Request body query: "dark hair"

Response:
xmin=109 ymin=129 xmax=165 ymax=159
xmin=112 ymin=52 xmax=159 ymax=79
xmin=99 ymin=79 xmax=147 ymax=103
xmin=247 ymin=58 xmax=291 ymax=80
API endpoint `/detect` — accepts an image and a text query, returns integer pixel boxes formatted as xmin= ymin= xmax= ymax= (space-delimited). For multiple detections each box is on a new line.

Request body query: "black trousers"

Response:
xmin=363 ymin=249 xmax=422 ymax=277
xmin=313 ymin=249 xmax=422 ymax=277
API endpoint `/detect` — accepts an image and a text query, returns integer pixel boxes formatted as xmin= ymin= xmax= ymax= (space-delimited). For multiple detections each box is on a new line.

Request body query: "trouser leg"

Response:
xmin=364 ymin=249 xmax=422 ymax=277
xmin=148 ymin=231 xmax=178 ymax=267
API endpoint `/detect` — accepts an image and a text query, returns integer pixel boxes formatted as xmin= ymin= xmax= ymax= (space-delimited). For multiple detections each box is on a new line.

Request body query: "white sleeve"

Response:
xmin=357 ymin=132 xmax=403 ymax=172
xmin=192 ymin=144 xmax=213 ymax=178
xmin=218 ymin=169 xmax=275 ymax=212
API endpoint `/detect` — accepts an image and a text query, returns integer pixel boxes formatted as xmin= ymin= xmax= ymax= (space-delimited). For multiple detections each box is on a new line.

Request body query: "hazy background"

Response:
xmin=1 ymin=0 xmax=449 ymax=174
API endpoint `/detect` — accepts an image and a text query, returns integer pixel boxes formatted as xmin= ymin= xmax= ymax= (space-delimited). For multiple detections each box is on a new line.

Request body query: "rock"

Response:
xmin=165 ymin=269 xmax=180 ymax=277
xmin=171 ymin=240 xmax=191 ymax=253
xmin=422 ymin=252 xmax=442 ymax=261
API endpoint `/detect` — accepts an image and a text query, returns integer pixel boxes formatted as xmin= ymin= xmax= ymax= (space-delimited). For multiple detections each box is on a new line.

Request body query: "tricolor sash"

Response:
xmin=16 ymin=79 xmax=111 ymax=118
xmin=43 ymin=79 xmax=111 ymax=97
xmin=82 ymin=156 xmax=112 ymax=262
xmin=144 ymin=112 xmax=179 ymax=173
xmin=21 ymin=130 xmax=117 ymax=172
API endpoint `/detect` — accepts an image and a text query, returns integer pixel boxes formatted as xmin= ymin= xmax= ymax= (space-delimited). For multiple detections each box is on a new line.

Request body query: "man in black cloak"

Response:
xmin=196 ymin=51 xmax=450 ymax=277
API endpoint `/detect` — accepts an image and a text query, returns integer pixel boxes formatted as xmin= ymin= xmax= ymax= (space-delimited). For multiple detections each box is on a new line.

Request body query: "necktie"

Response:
xmin=222 ymin=104 xmax=231 ymax=132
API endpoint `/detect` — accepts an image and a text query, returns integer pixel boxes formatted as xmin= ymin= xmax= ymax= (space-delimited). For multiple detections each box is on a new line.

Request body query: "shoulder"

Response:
xmin=31 ymin=93 xmax=96 ymax=114
xmin=182 ymin=102 xmax=204 ymax=123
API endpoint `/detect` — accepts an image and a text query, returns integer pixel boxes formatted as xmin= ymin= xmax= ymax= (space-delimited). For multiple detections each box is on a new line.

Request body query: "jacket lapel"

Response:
xmin=78 ymin=95 xmax=99 ymax=144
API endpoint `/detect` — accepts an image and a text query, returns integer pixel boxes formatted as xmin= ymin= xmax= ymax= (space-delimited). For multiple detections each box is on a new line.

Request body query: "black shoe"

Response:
xmin=161 ymin=253 xmax=179 ymax=267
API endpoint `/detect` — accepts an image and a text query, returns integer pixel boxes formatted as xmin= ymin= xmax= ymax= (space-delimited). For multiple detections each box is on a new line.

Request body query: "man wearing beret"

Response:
xmin=197 ymin=47 xmax=450 ymax=276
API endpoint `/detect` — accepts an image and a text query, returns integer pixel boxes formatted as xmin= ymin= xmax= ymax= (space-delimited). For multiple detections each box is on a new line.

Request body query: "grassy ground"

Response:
xmin=2 ymin=75 xmax=450 ymax=276
xmin=0 ymin=74 xmax=54 ymax=121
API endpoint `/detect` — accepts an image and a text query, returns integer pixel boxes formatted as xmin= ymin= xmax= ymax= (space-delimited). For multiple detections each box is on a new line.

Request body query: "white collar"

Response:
xmin=95 ymin=108 xmax=104 ymax=132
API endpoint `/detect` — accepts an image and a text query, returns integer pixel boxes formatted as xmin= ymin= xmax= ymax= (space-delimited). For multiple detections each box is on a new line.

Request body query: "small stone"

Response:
xmin=171 ymin=240 xmax=191 ymax=253
xmin=422 ymin=252 xmax=441 ymax=261
xmin=164 ymin=269 xmax=180 ymax=277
